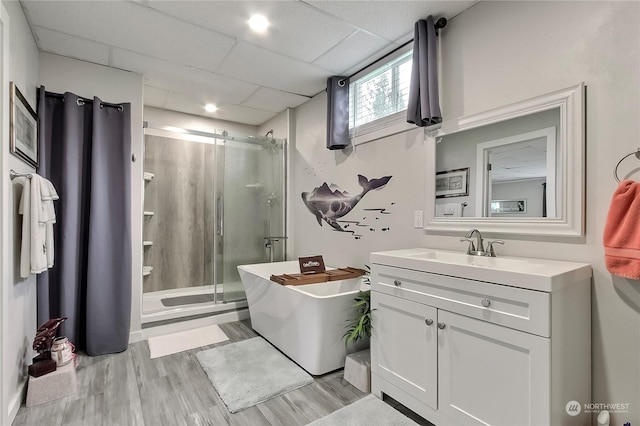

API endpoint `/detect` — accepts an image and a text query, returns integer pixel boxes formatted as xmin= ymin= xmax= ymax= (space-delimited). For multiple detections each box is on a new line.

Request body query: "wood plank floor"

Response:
xmin=13 ymin=320 xmax=432 ymax=426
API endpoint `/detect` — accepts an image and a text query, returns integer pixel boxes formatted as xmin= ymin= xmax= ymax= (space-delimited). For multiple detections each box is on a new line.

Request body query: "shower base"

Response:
xmin=161 ymin=293 xmax=216 ymax=307
xmin=142 ymin=282 xmax=247 ymax=325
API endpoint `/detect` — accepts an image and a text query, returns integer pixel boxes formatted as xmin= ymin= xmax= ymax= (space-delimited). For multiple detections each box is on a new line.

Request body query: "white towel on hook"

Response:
xmin=435 ymin=202 xmax=462 ymax=217
xmin=17 ymin=174 xmax=58 ymax=277
xmin=39 ymin=178 xmax=58 ymax=224
xmin=37 ymin=176 xmax=58 ymax=268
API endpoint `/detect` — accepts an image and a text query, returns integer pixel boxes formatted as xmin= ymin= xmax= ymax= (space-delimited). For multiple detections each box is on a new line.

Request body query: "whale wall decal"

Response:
xmin=301 ymin=174 xmax=392 ymax=234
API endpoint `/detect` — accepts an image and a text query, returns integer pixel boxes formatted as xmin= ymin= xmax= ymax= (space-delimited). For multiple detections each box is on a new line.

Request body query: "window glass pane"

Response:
xmin=397 ymin=58 xmax=412 ymax=113
xmin=349 ymin=50 xmax=413 ymax=132
xmin=349 ymin=83 xmax=355 ymax=129
xmin=356 ymin=69 xmax=393 ymax=127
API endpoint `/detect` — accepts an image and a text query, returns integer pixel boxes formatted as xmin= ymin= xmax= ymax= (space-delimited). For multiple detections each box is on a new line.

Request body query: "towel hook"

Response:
xmin=614 ymin=149 xmax=640 ymax=182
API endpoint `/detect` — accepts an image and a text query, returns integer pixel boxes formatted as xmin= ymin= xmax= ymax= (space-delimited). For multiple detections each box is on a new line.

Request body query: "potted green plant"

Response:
xmin=343 ymin=289 xmax=373 ymax=347
xmin=342 ymin=266 xmax=373 ymax=392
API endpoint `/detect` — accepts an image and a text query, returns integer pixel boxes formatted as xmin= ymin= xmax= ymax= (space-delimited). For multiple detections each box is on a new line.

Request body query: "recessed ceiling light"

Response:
xmin=205 ymin=103 xmax=217 ymax=113
xmin=248 ymin=14 xmax=269 ymax=33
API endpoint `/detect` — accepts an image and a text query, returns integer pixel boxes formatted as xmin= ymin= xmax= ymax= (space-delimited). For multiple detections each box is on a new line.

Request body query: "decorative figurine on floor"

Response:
xmin=28 ymin=317 xmax=67 ymax=377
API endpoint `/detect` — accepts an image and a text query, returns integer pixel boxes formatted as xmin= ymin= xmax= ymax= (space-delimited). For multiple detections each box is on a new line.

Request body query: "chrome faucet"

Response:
xmin=460 ymin=229 xmax=504 ymax=257
xmin=465 ymin=229 xmax=485 ymax=253
xmin=265 ymin=236 xmax=287 ymax=262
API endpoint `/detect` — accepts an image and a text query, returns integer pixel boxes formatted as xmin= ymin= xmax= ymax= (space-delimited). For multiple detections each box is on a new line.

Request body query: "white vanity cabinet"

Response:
xmin=370 ymin=249 xmax=592 ymax=426
xmin=374 ymin=292 xmax=438 ymax=410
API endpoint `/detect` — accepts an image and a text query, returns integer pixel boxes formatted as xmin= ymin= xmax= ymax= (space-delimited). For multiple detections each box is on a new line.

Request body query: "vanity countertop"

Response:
xmin=370 ymin=248 xmax=592 ymax=292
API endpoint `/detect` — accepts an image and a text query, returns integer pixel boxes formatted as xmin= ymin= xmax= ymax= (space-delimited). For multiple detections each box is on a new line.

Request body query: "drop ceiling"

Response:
xmin=21 ymin=0 xmax=476 ymax=126
xmin=489 ymin=138 xmax=548 ymax=183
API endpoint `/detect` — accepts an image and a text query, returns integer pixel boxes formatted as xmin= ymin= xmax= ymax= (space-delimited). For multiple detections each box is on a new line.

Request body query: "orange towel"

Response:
xmin=603 ymin=180 xmax=640 ymax=280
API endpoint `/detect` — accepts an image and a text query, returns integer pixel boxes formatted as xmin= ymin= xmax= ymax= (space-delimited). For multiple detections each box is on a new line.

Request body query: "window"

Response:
xmin=349 ymin=50 xmax=413 ymax=139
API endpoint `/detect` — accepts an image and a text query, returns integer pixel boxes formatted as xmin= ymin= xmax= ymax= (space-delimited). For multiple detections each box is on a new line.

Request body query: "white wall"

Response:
xmin=38 ymin=52 xmax=145 ymax=342
xmin=291 ymin=1 xmax=639 ymax=423
xmin=492 ymin=178 xmax=545 ymax=217
xmin=292 ymin=92 xmax=426 ymax=268
xmin=1 ymin=1 xmax=39 ymax=423
xmin=258 ymin=110 xmax=288 ymax=141
xmin=144 ymin=105 xmax=257 ymax=137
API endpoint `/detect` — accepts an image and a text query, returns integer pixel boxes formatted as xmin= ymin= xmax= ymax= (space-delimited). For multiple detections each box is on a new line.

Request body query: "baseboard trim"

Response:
xmin=129 ymin=329 xmax=143 ymax=344
xmin=134 ymin=309 xmax=249 ymax=341
xmin=7 ymin=378 xmax=27 ymax=424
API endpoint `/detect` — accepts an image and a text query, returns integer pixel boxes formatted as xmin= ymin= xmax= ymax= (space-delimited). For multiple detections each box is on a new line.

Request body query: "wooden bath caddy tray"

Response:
xmin=270 ymin=267 xmax=365 ymax=286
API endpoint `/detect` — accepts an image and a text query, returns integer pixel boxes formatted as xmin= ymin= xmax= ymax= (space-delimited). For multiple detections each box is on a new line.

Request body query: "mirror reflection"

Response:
xmin=435 ymin=107 xmax=561 ymax=219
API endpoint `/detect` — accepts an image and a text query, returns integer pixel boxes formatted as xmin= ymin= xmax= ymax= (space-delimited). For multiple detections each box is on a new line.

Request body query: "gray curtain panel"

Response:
xmin=326 ymin=76 xmax=350 ymax=150
xmin=36 ymin=87 xmax=132 ymax=356
xmin=407 ymin=16 xmax=442 ymax=126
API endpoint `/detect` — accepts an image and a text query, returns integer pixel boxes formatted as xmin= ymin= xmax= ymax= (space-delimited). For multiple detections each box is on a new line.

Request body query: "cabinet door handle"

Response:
xmin=425 ymin=318 xmax=433 ymax=326
xmin=437 ymin=322 xmax=446 ymax=330
xmin=481 ymin=298 xmax=491 ymax=308
xmin=393 ymin=280 xmax=401 ymax=287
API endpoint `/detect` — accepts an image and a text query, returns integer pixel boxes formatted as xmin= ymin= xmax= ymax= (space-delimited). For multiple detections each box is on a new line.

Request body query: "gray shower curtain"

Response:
xmin=326 ymin=76 xmax=350 ymax=150
xmin=407 ymin=16 xmax=442 ymax=126
xmin=36 ymin=87 xmax=132 ymax=356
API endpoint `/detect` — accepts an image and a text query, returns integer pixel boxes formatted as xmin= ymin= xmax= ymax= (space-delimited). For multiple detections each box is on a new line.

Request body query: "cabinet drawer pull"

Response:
xmin=437 ymin=322 xmax=446 ymax=330
xmin=481 ymin=298 xmax=491 ymax=308
xmin=393 ymin=280 xmax=402 ymax=287
xmin=425 ymin=318 xmax=433 ymax=326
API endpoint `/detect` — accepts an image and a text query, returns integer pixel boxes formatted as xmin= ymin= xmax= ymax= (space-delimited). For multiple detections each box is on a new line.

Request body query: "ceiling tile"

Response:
xmin=341 ymin=43 xmax=404 ymax=77
xmin=163 ymin=92 xmax=277 ymax=126
xmin=306 ymin=1 xmax=475 ymax=41
xmin=312 ymin=30 xmax=390 ymax=74
xmin=217 ymin=42 xmax=330 ymax=96
xmin=144 ymin=1 xmax=356 ymax=63
xmin=23 ymin=1 xmax=235 ymax=72
xmin=395 ymin=30 xmax=415 ymax=46
xmin=111 ymin=49 xmax=259 ymax=104
xmin=213 ymin=103 xmax=278 ymax=126
xmin=242 ymin=87 xmax=310 ymax=113
xmin=34 ymin=26 xmax=110 ymax=66
xmin=21 ymin=0 xmax=477 ymax=126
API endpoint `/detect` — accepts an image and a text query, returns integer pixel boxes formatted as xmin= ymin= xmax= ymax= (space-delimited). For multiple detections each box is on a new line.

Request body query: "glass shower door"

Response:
xmin=216 ymin=135 xmax=286 ymax=302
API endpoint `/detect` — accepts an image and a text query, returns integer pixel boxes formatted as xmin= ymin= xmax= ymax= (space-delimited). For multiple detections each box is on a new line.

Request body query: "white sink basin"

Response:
xmin=370 ymin=248 xmax=592 ymax=291
xmin=404 ymin=250 xmax=545 ymax=270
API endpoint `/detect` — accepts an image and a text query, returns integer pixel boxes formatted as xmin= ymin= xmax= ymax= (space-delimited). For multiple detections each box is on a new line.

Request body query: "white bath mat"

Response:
xmin=148 ymin=324 xmax=229 ymax=359
xmin=196 ymin=337 xmax=314 ymax=413
xmin=306 ymin=395 xmax=420 ymax=426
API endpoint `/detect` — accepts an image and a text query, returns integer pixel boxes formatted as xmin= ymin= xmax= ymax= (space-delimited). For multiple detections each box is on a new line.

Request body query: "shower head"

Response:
xmin=265 ymin=129 xmax=273 ymax=139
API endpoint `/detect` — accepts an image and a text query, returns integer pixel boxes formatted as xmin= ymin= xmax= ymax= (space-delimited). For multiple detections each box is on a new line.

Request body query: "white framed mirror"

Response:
xmin=425 ymin=83 xmax=585 ymax=237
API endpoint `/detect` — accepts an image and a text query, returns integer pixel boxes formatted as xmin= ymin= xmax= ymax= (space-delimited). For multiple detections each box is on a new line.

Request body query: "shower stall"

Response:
xmin=141 ymin=123 xmax=286 ymax=324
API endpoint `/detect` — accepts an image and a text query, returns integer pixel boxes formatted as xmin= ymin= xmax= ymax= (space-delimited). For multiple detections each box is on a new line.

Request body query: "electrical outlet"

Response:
xmin=414 ymin=210 xmax=424 ymax=228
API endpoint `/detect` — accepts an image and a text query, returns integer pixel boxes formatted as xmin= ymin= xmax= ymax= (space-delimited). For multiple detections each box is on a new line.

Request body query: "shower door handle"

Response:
xmin=217 ymin=196 xmax=223 ymax=236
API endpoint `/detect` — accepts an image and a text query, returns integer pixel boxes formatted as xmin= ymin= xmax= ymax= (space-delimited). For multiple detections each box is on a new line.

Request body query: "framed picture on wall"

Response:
xmin=10 ymin=82 xmax=38 ymax=168
xmin=491 ymin=199 xmax=527 ymax=214
xmin=435 ymin=167 xmax=469 ymax=198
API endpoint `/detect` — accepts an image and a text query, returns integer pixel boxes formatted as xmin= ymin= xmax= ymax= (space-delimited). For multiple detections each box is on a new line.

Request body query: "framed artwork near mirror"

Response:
xmin=436 ymin=168 xmax=469 ymax=198
xmin=425 ymin=82 xmax=585 ymax=237
xmin=491 ymin=199 xmax=527 ymax=214
xmin=9 ymin=82 xmax=38 ymax=168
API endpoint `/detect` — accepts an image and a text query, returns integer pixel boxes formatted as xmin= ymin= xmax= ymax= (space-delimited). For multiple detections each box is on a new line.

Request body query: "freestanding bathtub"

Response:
xmin=238 ymin=261 xmax=368 ymax=375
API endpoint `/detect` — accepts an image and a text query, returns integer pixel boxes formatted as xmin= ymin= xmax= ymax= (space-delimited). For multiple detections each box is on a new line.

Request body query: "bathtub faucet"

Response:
xmin=265 ymin=236 xmax=288 ymax=262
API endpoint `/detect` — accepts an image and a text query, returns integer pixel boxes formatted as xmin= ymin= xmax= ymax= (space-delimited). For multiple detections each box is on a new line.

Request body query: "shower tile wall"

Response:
xmin=143 ymin=135 xmax=215 ymax=293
